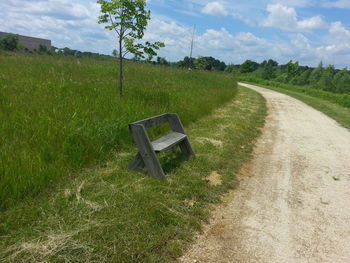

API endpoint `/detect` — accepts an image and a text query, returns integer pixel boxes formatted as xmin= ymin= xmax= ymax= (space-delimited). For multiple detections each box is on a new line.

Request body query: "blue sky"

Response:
xmin=1 ymin=0 xmax=350 ymax=68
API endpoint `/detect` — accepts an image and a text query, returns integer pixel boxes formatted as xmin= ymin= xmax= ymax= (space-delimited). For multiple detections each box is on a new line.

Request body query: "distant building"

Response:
xmin=0 ymin=32 xmax=51 ymax=51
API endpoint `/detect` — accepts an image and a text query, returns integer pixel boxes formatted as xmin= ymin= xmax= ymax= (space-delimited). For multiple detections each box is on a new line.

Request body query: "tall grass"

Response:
xmin=239 ymin=75 xmax=350 ymax=108
xmin=0 ymin=55 xmax=237 ymax=209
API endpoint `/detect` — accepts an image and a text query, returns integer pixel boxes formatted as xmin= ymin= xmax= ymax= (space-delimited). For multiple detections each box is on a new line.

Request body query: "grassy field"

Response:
xmin=239 ymin=76 xmax=350 ymax=129
xmin=0 ymin=86 xmax=266 ymax=262
xmin=0 ymin=55 xmax=237 ymax=209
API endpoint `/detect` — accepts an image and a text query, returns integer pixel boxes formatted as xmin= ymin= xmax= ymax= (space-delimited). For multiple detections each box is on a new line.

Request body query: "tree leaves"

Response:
xmin=97 ymin=0 xmax=164 ymax=59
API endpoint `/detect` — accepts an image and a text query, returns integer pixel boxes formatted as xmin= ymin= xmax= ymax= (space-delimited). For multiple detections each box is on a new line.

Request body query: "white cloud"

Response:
xmin=271 ymin=0 xmax=315 ymax=8
xmin=193 ymin=28 xmax=296 ymax=64
xmin=310 ymin=21 xmax=350 ymax=65
xmin=298 ymin=16 xmax=325 ymax=30
xmin=4 ymin=0 xmax=91 ymax=20
xmin=292 ymin=33 xmax=311 ymax=49
xmin=201 ymin=2 xmax=228 ymax=17
xmin=143 ymin=24 xmax=279 ymax=64
xmin=231 ymin=12 xmax=256 ymax=27
xmin=262 ymin=4 xmax=297 ymax=30
xmin=143 ymin=16 xmax=193 ymax=60
xmin=323 ymin=0 xmax=350 ymax=8
xmin=198 ymin=28 xmax=234 ymax=50
xmin=236 ymin=32 xmax=265 ymax=46
xmin=262 ymin=4 xmax=326 ymax=32
xmin=329 ymin=21 xmax=350 ymax=40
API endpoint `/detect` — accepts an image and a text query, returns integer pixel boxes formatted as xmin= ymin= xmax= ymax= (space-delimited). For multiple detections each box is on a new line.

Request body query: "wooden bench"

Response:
xmin=128 ymin=113 xmax=195 ymax=179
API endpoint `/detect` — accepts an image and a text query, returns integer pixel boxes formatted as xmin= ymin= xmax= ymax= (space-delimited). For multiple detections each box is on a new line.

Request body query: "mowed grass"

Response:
xmin=0 ymin=55 xmax=237 ymax=209
xmin=0 ymin=86 xmax=266 ymax=262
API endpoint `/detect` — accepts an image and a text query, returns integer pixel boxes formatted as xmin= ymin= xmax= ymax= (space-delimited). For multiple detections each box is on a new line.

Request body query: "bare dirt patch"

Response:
xmin=238 ymin=162 xmax=255 ymax=177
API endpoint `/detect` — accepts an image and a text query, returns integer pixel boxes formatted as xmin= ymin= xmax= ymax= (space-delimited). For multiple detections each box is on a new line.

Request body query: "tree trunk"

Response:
xmin=118 ymin=37 xmax=123 ymax=97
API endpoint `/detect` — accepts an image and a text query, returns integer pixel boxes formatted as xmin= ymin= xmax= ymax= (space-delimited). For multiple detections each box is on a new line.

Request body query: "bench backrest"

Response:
xmin=129 ymin=113 xmax=185 ymax=134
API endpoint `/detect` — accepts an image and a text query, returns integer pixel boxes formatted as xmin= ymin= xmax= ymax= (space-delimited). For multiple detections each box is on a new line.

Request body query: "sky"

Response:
xmin=1 ymin=0 xmax=350 ymax=68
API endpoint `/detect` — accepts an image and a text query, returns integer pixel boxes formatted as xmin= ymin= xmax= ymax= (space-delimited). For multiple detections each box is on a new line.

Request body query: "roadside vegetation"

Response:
xmin=0 ymin=86 xmax=266 ymax=262
xmin=227 ymin=59 xmax=350 ymax=95
xmin=239 ymin=76 xmax=350 ymax=108
xmin=0 ymin=54 xmax=237 ymax=209
xmin=227 ymin=58 xmax=350 ymax=129
xmin=239 ymin=77 xmax=350 ymax=129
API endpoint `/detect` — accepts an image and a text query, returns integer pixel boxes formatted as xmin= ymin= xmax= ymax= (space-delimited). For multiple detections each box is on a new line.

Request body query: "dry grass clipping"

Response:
xmin=196 ymin=137 xmax=223 ymax=148
xmin=75 ymin=181 xmax=102 ymax=211
xmin=204 ymin=171 xmax=223 ymax=186
xmin=3 ymin=231 xmax=92 ymax=263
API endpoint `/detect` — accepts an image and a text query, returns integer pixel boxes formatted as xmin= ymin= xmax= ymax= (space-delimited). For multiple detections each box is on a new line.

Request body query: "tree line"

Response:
xmin=143 ymin=57 xmax=350 ymax=95
xmin=135 ymin=55 xmax=227 ymax=72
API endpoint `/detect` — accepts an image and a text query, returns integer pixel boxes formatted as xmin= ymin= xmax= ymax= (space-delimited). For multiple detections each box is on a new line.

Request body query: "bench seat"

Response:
xmin=129 ymin=113 xmax=195 ymax=179
xmin=152 ymin=132 xmax=187 ymax=152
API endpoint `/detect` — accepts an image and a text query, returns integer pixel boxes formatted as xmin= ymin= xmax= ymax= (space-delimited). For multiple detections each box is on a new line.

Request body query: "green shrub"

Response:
xmin=0 ymin=33 xmax=20 ymax=51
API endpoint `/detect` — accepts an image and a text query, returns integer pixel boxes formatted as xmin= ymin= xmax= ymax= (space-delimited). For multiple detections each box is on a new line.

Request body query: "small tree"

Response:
xmin=97 ymin=0 xmax=164 ymax=97
xmin=156 ymin=56 xmax=169 ymax=66
xmin=286 ymin=60 xmax=300 ymax=82
xmin=38 ymin=44 xmax=48 ymax=53
xmin=112 ymin=49 xmax=118 ymax=58
xmin=240 ymin=60 xmax=259 ymax=73
xmin=334 ymin=69 xmax=350 ymax=93
xmin=261 ymin=64 xmax=276 ymax=80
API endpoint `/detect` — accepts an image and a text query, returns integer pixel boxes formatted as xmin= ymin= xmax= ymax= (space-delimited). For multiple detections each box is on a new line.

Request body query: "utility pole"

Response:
xmin=189 ymin=24 xmax=196 ymax=70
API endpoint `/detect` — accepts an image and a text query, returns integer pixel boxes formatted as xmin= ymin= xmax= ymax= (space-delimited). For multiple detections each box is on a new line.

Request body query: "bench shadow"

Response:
xmin=157 ymin=148 xmax=189 ymax=174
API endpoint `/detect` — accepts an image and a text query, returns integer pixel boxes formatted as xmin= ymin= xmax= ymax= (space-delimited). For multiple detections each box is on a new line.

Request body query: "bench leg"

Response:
xmin=141 ymin=151 xmax=166 ymax=180
xmin=130 ymin=124 xmax=166 ymax=180
xmin=179 ymin=138 xmax=195 ymax=158
xmin=128 ymin=152 xmax=145 ymax=172
xmin=168 ymin=114 xmax=195 ymax=158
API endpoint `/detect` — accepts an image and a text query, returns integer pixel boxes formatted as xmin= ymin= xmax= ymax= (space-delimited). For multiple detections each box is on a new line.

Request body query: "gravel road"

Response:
xmin=180 ymin=83 xmax=350 ymax=263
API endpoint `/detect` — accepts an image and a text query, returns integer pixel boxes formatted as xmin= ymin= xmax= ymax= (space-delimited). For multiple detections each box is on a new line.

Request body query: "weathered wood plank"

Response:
xmin=130 ymin=124 xmax=166 ymax=179
xmin=128 ymin=152 xmax=145 ymax=172
xmin=168 ymin=113 xmax=186 ymax=133
xmin=130 ymin=114 xmax=168 ymax=129
xmin=168 ymin=114 xmax=196 ymax=157
xmin=152 ymin=132 xmax=187 ymax=152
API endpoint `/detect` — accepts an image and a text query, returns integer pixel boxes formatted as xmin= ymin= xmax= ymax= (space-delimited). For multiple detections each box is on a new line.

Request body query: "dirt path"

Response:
xmin=180 ymin=83 xmax=350 ymax=263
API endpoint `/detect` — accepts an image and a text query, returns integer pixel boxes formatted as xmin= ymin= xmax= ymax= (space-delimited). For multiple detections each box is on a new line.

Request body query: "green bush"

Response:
xmin=0 ymin=33 xmax=19 ymax=51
